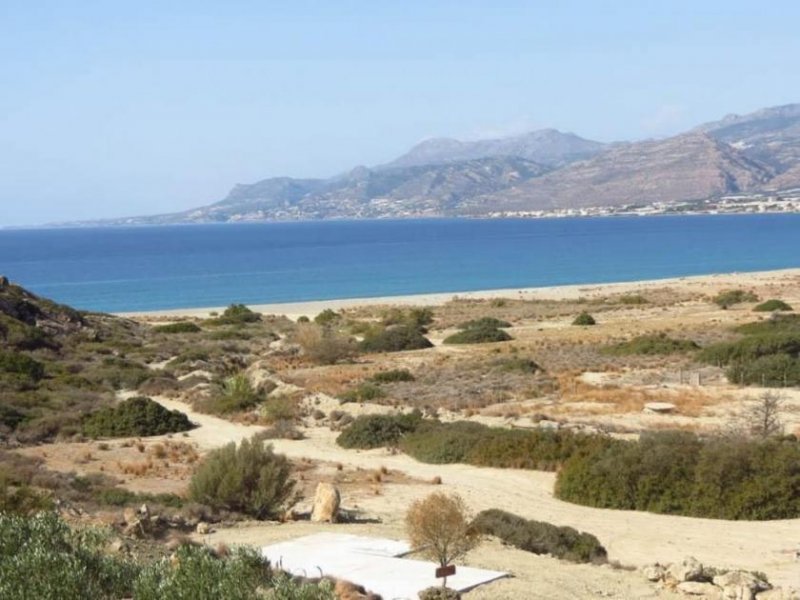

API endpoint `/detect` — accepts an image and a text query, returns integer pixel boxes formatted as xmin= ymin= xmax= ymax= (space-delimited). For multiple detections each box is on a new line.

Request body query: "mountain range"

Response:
xmin=89 ymin=103 xmax=800 ymax=225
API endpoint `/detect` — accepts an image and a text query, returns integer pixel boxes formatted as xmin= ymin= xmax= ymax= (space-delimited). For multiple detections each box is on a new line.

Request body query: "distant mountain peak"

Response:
xmin=385 ymin=128 xmax=606 ymax=169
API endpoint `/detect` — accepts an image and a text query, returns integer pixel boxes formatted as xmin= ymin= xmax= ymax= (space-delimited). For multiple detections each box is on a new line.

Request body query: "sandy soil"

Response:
xmin=119 ymin=267 xmax=800 ymax=320
xmin=150 ymin=396 xmax=800 ymax=593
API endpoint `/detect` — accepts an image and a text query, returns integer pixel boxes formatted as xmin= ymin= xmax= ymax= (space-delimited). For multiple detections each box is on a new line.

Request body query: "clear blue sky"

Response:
xmin=1 ymin=1 xmax=799 ymax=226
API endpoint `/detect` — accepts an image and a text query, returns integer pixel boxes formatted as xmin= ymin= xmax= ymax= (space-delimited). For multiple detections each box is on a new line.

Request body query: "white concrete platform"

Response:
xmin=261 ymin=533 xmax=507 ymax=599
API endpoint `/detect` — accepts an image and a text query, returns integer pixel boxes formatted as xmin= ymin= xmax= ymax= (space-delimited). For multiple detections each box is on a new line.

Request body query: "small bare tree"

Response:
xmin=748 ymin=391 xmax=784 ymax=439
xmin=727 ymin=391 xmax=785 ymax=439
xmin=405 ymin=492 xmax=479 ymax=589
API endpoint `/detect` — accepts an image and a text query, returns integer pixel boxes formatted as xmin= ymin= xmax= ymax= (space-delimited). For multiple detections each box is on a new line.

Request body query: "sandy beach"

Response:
xmin=120 ymin=267 xmax=800 ymax=319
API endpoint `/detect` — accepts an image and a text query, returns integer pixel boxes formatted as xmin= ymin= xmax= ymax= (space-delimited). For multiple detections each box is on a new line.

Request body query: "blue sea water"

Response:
xmin=0 ymin=215 xmax=798 ymax=313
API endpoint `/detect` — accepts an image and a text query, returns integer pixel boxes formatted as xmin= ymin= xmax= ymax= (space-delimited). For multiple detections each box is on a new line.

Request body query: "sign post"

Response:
xmin=435 ymin=564 xmax=456 ymax=588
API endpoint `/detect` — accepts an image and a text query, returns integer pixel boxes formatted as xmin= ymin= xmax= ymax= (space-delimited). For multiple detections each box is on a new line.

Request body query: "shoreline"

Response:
xmin=118 ymin=267 xmax=800 ymax=319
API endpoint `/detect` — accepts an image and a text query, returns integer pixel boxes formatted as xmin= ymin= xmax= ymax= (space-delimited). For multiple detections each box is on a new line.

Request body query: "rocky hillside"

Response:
xmin=138 ymin=157 xmax=551 ymax=223
xmin=74 ymin=103 xmax=800 ymax=225
xmin=459 ymin=133 xmax=776 ymax=214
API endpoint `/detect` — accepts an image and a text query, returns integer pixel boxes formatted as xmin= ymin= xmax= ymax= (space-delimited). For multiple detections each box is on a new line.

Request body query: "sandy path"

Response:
xmin=156 ymin=397 xmax=800 ymax=588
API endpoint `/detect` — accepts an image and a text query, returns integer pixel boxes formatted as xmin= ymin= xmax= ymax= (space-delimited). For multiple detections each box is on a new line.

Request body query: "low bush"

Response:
xmin=208 ymin=304 xmax=261 ymax=325
xmin=0 ymin=351 xmax=45 ymax=382
xmin=617 ymin=294 xmax=649 ymax=305
xmin=492 ymin=357 xmax=540 ymax=374
xmin=726 ymin=354 xmax=800 ymax=387
xmin=0 ymin=513 xmax=335 ymax=600
xmin=457 ymin=317 xmax=511 ymax=330
xmin=699 ymin=333 xmax=800 ymax=366
xmin=360 ymin=324 xmax=433 ymax=353
xmin=572 ymin=311 xmax=596 ymax=326
xmin=93 ymin=488 xmax=184 ymax=509
xmin=712 ymin=289 xmax=759 ymax=309
xmin=338 ymin=382 xmax=386 ymax=404
xmin=603 ymin=333 xmax=698 ymax=356
xmin=189 ymin=436 xmax=295 ymax=519
xmin=418 ymin=587 xmax=461 ymax=600
xmin=260 ymin=394 xmax=298 ymax=423
xmin=443 ymin=326 xmax=512 ymax=345
xmin=336 ymin=411 xmax=423 ymax=449
xmin=368 ymin=369 xmax=415 ymax=383
xmin=400 ymin=421 xmax=611 ymax=470
xmin=754 ymin=299 xmax=793 ymax=312
xmin=735 ymin=314 xmax=800 ymax=336
xmin=294 ymin=324 xmax=357 ymax=364
xmin=555 ymin=431 xmax=800 ymax=520
xmin=82 ymin=396 xmax=194 ymax=438
xmin=314 ymin=309 xmax=340 ymax=326
xmin=152 ymin=321 xmax=201 ymax=334
xmin=382 ymin=307 xmax=434 ymax=328
xmin=472 ymin=509 xmax=607 ymax=564
xmin=197 ymin=373 xmax=261 ymax=415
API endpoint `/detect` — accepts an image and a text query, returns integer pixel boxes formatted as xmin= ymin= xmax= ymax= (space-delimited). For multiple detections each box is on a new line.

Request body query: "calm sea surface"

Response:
xmin=0 ymin=215 xmax=798 ymax=313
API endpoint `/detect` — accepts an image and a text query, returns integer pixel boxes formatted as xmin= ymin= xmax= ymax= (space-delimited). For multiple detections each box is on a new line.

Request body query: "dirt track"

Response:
xmin=157 ymin=396 xmax=800 ymax=589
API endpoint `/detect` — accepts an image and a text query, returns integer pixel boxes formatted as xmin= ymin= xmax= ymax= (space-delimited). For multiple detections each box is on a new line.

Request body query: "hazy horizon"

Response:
xmin=2 ymin=1 xmax=800 ymax=226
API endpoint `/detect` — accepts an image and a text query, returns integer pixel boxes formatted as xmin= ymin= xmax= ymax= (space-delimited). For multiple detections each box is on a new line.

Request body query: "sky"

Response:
xmin=1 ymin=1 xmax=799 ymax=226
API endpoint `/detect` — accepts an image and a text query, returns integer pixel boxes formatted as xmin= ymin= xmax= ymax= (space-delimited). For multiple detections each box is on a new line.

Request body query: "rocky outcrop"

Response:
xmin=642 ymin=556 xmax=777 ymax=599
xmin=310 ymin=482 xmax=341 ymax=523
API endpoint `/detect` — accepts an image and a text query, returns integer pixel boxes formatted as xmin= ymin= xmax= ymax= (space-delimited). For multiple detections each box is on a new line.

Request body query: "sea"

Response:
xmin=0 ymin=214 xmax=798 ymax=313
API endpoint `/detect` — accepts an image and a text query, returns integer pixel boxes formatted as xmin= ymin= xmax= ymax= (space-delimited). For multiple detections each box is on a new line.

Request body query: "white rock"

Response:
xmin=669 ymin=556 xmax=705 ymax=583
xmin=310 ymin=482 xmax=341 ymax=523
xmin=644 ymin=402 xmax=677 ymax=414
xmin=641 ymin=564 xmax=666 ymax=582
xmin=678 ymin=581 xmax=721 ymax=597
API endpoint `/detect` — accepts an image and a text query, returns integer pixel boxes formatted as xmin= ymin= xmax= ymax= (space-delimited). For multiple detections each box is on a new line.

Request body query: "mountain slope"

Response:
xmin=386 ymin=128 xmax=606 ymax=169
xmin=696 ymin=103 xmax=800 ymax=185
xmin=458 ymin=133 xmax=776 ymax=214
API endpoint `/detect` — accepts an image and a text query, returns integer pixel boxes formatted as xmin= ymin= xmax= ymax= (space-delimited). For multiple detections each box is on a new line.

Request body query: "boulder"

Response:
xmin=122 ymin=507 xmax=138 ymax=526
xmin=310 ymin=482 xmax=341 ymax=523
xmin=644 ymin=402 xmax=677 ymax=414
xmin=642 ymin=564 xmax=667 ymax=582
xmin=669 ymin=556 xmax=705 ymax=583
xmin=713 ymin=571 xmax=770 ymax=600
xmin=677 ymin=581 xmax=721 ymax=597
xmin=196 ymin=522 xmax=211 ymax=535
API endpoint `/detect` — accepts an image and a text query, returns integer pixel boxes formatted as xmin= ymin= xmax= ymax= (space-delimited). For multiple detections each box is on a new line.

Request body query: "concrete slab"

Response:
xmin=261 ymin=533 xmax=507 ymax=599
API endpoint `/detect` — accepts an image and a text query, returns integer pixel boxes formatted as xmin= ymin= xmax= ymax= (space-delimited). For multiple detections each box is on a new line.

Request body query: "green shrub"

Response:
xmin=443 ymin=326 xmax=512 ymax=345
xmin=207 ymin=304 xmax=261 ymax=325
xmin=572 ymin=312 xmax=596 ymax=326
xmin=296 ymin=315 xmax=310 ymax=323
xmin=754 ymin=299 xmax=793 ymax=312
xmin=418 ymin=587 xmax=460 ymax=600
xmin=399 ymin=421 xmax=610 ymax=470
xmin=82 ymin=396 xmax=193 ymax=438
xmin=368 ymin=369 xmax=416 ymax=383
xmin=135 ymin=544 xmax=274 ymax=600
xmin=336 ymin=411 xmax=423 ymax=449
xmin=152 ymin=321 xmax=201 ymax=334
xmin=260 ymin=395 xmax=298 ymax=423
xmin=198 ymin=373 xmax=261 ymax=415
xmin=338 ymin=382 xmax=386 ymax=404
xmin=735 ymin=314 xmax=800 ymax=335
xmin=314 ymin=309 xmax=340 ymax=326
xmin=189 ymin=436 xmax=294 ymax=519
xmin=699 ymin=333 xmax=800 ymax=366
xmin=93 ymin=487 xmax=184 ymax=509
xmin=472 ymin=509 xmax=607 ymax=564
xmin=85 ymin=357 xmax=150 ymax=390
xmin=712 ymin=289 xmax=759 ymax=309
xmin=726 ymin=354 xmax=800 ymax=387
xmin=0 ymin=512 xmax=139 ymax=600
xmin=457 ymin=317 xmax=511 ymax=329
xmin=603 ymin=333 xmax=698 ymax=356
xmin=555 ymin=431 xmax=800 ymax=520
xmin=360 ymin=325 xmax=433 ymax=352
xmin=0 ymin=476 xmax=52 ymax=516
xmin=0 ymin=351 xmax=44 ymax=382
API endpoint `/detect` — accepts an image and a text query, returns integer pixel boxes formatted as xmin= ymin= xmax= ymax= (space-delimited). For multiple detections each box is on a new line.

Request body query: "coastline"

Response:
xmin=118 ymin=267 xmax=800 ymax=320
